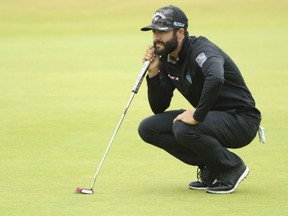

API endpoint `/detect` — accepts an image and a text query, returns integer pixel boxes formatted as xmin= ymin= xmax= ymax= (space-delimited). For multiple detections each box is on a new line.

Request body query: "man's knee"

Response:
xmin=138 ymin=117 xmax=154 ymax=144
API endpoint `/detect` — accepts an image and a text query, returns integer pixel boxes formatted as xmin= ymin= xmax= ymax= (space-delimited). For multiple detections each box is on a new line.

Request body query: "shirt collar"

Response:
xmin=167 ymin=54 xmax=179 ymax=64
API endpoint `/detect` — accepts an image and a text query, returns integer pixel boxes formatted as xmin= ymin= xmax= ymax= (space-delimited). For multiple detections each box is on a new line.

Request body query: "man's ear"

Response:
xmin=177 ymin=28 xmax=185 ymax=38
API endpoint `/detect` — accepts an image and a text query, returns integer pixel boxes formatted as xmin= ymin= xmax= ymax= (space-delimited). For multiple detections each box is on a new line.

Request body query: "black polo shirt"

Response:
xmin=146 ymin=36 xmax=261 ymax=124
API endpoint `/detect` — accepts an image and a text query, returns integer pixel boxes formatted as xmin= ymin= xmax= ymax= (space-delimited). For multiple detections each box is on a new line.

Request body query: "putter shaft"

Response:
xmin=89 ymin=61 xmax=150 ymax=190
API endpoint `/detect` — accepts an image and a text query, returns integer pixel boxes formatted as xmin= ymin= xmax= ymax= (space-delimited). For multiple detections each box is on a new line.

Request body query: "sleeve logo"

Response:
xmin=195 ymin=52 xmax=207 ymax=68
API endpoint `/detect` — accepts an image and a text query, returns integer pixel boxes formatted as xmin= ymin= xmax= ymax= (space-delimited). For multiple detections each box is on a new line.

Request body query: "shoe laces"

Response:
xmin=197 ymin=166 xmax=209 ymax=181
xmin=196 ymin=167 xmax=202 ymax=180
xmin=197 ymin=166 xmax=217 ymax=185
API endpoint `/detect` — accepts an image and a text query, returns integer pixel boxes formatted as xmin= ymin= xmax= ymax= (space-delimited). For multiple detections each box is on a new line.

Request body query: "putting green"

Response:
xmin=0 ymin=0 xmax=287 ymax=215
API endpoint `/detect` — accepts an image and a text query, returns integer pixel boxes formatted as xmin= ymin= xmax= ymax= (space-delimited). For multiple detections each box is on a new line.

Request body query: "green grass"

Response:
xmin=0 ymin=0 xmax=287 ymax=215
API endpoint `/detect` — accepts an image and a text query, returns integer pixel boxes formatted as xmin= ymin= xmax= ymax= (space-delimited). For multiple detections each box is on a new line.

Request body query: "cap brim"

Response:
xmin=141 ymin=24 xmax=173 ymax=32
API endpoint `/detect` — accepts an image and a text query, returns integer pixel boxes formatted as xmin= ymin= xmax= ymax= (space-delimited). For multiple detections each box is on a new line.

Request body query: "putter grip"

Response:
xmin=132 ymin=61 xmax=151 ymax=93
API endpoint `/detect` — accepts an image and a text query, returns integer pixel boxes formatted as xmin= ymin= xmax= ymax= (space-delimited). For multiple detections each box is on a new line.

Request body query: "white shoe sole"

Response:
xmin=189 ymin=186 xmax=207 ymax=190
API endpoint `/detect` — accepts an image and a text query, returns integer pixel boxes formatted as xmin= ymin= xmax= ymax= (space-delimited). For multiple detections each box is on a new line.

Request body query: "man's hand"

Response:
xmin=173 ymin=110 xmax=199 ymax=125
xmin=143 ymin=45 xmax=160 ymax=78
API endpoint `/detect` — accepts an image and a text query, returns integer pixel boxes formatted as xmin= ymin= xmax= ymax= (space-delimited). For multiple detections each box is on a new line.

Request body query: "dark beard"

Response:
xmin=153 ymin=32 xmax=178 ymax=58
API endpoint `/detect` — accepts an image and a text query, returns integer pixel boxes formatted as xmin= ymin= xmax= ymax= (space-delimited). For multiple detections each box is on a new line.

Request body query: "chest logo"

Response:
xmin=186 ymin=74 xmax=192 ymax=84
xmin=168 ymin=74 xmax=179 ymax=81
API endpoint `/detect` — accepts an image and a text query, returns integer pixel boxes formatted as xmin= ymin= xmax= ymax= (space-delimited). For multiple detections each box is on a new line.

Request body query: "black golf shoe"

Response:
xmin=189 ymin=166 xmax=217 ymax=190
xmin=206 ymin=161 xmax=249 ymax=194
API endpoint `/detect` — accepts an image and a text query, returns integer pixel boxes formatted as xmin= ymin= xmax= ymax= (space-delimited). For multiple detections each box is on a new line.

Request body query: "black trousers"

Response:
xmin=138 ymin=109 xmax=259 ymax=171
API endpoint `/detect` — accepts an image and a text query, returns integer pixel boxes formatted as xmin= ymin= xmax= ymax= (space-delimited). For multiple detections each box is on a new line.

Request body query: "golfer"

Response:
xmin=138 ymin=5 xmax=262 ymax=194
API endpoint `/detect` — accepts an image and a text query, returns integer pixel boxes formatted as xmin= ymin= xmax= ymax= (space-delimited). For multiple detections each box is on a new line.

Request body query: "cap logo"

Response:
xmin=158 ymin=27 xmax=169 ymax=31
xmin=152 ymin=12 xmax=166 ymax=21
xmin=173 ymin=22 xmax=185 ymax=28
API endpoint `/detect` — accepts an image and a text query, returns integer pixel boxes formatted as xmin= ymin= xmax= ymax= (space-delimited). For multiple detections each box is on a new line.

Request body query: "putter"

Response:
xmin=76 ymin=61 xmax=150 ymax=194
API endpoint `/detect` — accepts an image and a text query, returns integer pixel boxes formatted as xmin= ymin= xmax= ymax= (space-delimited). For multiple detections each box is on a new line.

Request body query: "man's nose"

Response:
xmin=153 ymin=32 xmax=161 ymax=41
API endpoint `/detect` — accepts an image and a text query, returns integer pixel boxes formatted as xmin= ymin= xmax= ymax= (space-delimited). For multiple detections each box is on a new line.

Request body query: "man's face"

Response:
xmin=153 ymin=30 xmax=178 ymax=56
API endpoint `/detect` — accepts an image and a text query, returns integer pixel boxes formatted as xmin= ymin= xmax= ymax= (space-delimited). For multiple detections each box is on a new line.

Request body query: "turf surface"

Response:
xmin=0 ymin=0 xmax=287 ymax=215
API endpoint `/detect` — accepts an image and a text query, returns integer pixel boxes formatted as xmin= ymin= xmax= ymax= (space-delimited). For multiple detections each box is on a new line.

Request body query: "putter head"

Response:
xmin=75 ymin=187 xmax=94 ymax=194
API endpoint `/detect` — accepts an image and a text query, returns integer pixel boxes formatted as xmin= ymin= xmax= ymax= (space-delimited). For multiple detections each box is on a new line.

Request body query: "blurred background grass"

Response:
xmin=0 ymin=0 xmax=287 ymax=215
